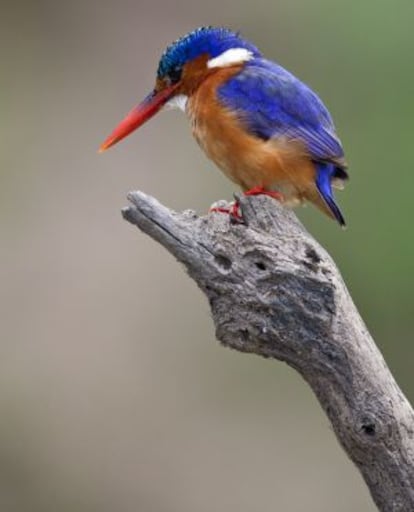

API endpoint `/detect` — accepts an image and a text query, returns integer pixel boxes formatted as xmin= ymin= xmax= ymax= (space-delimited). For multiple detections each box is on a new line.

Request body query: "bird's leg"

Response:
xmin=229 ymin=200 xmax=244 ymax=223
xmin=243 ymin=186 xmax=284 ymax=202
xmin=209 ymin=203 xmax=244 ymax=222
xmin=231 ymin=187 xmax=284 ymax=222
xmin=209 ymin=187 xmax=284 ymax=223
xmin=209 ymin=206 xmax=233 ymax=214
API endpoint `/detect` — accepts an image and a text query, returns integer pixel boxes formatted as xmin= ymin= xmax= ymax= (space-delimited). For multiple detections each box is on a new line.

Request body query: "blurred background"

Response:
xmin=1 ymin=0 xmax=413 ymax=510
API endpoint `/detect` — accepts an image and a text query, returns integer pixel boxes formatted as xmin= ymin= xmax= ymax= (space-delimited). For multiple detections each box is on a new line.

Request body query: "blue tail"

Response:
xmin=315 ymin=163 xmax=346 ymax=227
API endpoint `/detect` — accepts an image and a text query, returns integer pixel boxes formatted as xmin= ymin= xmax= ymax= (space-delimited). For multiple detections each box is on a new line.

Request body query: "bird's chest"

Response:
xmin=187 ymin=95 xmax=237 ymax=170
xmin=186 ymin=75 xmax=314 ymax=198
xmin=187 ymin=91 xmax=267 ymax=188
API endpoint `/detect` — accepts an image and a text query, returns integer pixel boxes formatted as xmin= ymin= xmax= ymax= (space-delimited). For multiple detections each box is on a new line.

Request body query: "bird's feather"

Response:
xmin=315 ymin=162 xmax=346 ymax=226
xmin=218 ymin=59 xmax=346 ymax=166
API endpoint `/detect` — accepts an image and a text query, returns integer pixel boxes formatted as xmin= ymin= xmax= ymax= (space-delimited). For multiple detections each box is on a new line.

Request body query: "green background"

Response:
xmin=1 ymin=1 xmax=413 ymax=510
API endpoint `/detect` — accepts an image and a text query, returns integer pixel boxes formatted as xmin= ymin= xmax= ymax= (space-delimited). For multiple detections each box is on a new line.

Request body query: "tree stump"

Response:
xmin=122 ymin=191 xmax=414 ymax=512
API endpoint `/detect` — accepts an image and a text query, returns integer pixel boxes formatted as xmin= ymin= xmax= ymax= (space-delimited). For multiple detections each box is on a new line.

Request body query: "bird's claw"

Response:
xmin=243 ymin=186 xmax=284 ymax=202
xmin=209 ymin=201 xmax=245 ymax=224
xmin=209 ymin=187 xmax=283 ymax=224
xmin=229 ymin=202 xmax=245 ymax=224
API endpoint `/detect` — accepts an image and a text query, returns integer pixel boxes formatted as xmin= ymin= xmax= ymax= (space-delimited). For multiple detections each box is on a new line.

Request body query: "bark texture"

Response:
xmin=122 ymin=191 xmax=414 ymax=512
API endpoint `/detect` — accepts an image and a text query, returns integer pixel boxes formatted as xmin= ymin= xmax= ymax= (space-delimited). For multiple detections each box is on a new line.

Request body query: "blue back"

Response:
xmin=218 ymin=58 xmax=345 ymax=163
xmin=157 ymin=27 xmax=261 ymax=80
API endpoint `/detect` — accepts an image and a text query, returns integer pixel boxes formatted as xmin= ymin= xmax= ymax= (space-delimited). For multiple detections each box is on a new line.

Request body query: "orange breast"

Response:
xmin=187 ymin=67 xmax=317 ymax=206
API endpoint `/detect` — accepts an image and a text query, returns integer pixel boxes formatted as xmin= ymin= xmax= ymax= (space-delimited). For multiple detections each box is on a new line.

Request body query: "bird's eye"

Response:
xmin=168 ymin=66 xmax=182 ymax=84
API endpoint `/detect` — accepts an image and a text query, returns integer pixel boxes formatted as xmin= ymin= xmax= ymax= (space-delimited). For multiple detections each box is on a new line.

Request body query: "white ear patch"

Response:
xmin=207 ymin=48 xmax=254 ymax=68
xmin=164 ymin=94 xmax=188 ymax=112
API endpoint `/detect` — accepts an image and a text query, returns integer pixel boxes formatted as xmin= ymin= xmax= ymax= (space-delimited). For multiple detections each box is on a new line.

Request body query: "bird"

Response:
xmin=99 ymin=26 xmax=348 ymax=226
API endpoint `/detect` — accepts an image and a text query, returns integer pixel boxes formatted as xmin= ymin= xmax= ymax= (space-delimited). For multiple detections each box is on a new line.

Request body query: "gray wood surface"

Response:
xmin=122 ymin=191 xmax=414 ymax=512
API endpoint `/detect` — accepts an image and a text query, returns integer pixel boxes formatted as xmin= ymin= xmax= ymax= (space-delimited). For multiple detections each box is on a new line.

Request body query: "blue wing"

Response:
xmin=218 ymin=58 xmax=346 ymax=165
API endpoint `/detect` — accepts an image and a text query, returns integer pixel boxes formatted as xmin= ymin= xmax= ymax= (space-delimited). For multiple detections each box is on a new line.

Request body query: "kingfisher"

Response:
xmin=100 ymin=26 xmax=348 ymax=226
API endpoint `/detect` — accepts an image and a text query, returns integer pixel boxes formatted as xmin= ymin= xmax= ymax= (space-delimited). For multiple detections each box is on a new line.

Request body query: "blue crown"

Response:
xmin=157 ymin=27 xmax=261 ymax=81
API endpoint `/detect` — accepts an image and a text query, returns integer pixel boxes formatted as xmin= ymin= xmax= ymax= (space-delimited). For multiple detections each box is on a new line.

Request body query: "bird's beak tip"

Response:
xmin=98 ymin=83 xmax=179 ymax=153
xmin=98 ymin=136 xmax=117 ymax=153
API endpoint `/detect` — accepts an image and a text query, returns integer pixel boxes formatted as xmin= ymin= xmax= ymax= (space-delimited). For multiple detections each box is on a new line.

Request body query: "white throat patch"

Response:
xmin=207 ymin=48 xmax=254 ymax=69
xmin=164 ymin=94 xmax=188 ymax=113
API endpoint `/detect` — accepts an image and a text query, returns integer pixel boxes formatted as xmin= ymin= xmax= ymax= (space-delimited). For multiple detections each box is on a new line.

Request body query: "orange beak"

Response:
xmin=99 ymin=83 xmax=179 ymax=152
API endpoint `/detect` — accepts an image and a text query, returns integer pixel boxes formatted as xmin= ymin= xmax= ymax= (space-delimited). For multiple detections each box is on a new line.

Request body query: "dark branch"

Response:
xmin=122 ymin=191 xmax=414 ymax=512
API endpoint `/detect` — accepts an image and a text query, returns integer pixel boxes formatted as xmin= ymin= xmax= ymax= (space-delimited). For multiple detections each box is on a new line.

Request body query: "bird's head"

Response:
xmin=99 ymin=27 xmax=261 ymax=151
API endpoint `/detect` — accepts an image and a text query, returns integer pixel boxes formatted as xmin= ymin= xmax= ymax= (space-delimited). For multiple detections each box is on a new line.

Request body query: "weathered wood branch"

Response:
xmin=122 ymin=191 xmax=414 ymax=512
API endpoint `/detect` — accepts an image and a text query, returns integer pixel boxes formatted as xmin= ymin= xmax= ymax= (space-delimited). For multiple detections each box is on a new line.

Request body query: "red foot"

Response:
xmin=229 ymin=202 xmax=243 ymax=221
xmin=209 ymin=188 xmax=283 ymax=224
xmin=209 ymin=204 xmax=243 ymax=221
xmin=243 ymin=186 xmax=284 ymax=202
xmin=209 ymin=206 xmax=232 ymax=214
